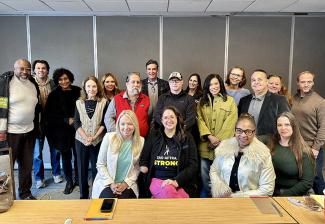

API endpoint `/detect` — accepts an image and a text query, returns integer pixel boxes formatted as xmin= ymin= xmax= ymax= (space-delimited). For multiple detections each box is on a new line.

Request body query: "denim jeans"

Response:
xmin=33 ymin=137 xmax=61 ymax=181
xmin=200 ymin=158 xmax=213 ymax=198
xmin=313 ymin=147 xmax=325 ymax=194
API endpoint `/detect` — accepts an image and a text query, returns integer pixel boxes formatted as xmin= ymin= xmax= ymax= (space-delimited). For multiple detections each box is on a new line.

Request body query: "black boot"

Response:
xmin=63 ymin=181 xmax=74 ymax=195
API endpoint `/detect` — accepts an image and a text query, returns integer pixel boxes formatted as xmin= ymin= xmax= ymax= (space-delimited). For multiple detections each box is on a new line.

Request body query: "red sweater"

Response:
xmin=115 ymin=91 xmax=150 ymax=137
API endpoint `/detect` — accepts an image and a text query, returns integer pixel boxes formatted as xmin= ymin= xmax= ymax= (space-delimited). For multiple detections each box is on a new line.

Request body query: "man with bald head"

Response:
xmin=0 ymin=58 xmax=40 ymax=200
xmin=238 ymin=69 xmax=290 ymax=138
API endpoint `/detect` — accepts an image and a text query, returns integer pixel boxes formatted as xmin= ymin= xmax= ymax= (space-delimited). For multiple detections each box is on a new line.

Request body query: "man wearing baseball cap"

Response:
xmin=154 ymin=72 xmax=196 ymax=131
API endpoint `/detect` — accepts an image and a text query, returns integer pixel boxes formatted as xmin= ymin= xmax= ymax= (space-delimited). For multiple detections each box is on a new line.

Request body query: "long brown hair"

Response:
xmin=269 ymin=112 xmax=315 ymax=177
xmin=80 ymin=75 xmax=104 ymax=101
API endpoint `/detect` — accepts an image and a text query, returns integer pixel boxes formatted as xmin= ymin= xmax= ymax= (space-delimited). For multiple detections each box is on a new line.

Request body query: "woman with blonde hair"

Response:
xmin=269 ymin=112 xmax=315 ymax=196
xmin=74 ymin=76 xmax=107 ymax=199
xmin=101 ymin=73 xmax=120 ymax=103
xmin=92 ymin=110 xmax=144 ymax=198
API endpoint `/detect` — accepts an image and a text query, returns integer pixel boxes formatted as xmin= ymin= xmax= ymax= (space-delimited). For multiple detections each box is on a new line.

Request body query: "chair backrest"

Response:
xmin=0 ymin=147 xmax=16 ymax=199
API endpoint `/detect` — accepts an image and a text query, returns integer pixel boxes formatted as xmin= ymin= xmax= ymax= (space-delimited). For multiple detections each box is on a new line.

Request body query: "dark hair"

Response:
xmin=145 ymin=59 xmax=159 ymax=70
xmin=161 ymin=106 xmax=186 ymax=142
xmin=185 ymin=73 xmax=203 ymax=96
xmin=200 ymin=74 xmax=227 ymax=106
xmin=32 ymin=60 xmax=50 ymax=71
xmin=80 ymin=75 xmax=104 ymax=101
xmin=268 ymin=112 xmax=315 ymax=177
xmin=52 ymin=68 xmax=75 ymax=85
xmin=225 ymin=66 xmax=246 ymax=88
xmin=236 ymin=113 xmax=256 ymax=129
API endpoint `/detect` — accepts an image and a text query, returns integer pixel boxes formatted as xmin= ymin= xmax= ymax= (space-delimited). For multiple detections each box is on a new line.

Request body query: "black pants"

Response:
xmin=52 ymin=145 xmax=78 ymax=183
xmin=75 ymin=140 xmax=100 ymax=199
xmin=99 ymin=186 xmax=136 ymax=199
xmin=7 ymin=131 xmax=35 ymax=199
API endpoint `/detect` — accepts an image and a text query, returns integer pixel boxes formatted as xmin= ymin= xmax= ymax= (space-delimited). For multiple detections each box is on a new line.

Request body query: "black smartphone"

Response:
xmin=100 ymin=199 xmax=115 ymax=213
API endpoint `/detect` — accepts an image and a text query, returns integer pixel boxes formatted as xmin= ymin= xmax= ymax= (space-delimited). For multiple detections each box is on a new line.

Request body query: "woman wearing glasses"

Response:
xmin=225 ymin=67 xmax=250 ymax=105
xmin=197 ymin=74 xmax=238 ymax=197
xmin=210 ymin=113 xmax=275 ymax=197
xmin=269 ymin=112 xmax=314 ymax=196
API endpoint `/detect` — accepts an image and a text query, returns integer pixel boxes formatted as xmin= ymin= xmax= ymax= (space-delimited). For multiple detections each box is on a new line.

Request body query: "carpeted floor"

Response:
xmin=14 ymin=170 xmax=89 ymax=200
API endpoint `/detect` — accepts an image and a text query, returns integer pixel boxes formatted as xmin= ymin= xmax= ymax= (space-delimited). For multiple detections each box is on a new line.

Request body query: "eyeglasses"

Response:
xmin=230 ymin=73 xmax=242 ymax=78
xmin=235 ymin=128 xmax=255 ymax=136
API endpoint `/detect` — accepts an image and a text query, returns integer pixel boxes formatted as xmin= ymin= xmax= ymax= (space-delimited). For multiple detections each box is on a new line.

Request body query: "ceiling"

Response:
xmin=0 ymin=0 xmax=325 ymax=15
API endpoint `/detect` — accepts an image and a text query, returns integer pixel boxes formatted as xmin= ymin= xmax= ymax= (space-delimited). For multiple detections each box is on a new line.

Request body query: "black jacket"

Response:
xmin=139 ymin=129 xmax=199 ymax=197
xmin=141 ymin=77 xmax=169 ymax=97
xmin=154 ymin=90 xmax=197 ymax=130
xmin=238 ymin=91 xmax=290 ymax=136
xmin=44 ymin=85 xmax=81 ymax=150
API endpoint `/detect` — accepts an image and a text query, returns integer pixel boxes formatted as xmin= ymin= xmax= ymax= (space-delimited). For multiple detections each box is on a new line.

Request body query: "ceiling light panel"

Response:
xmin=169 ymin=0 xmax=211 ymax=12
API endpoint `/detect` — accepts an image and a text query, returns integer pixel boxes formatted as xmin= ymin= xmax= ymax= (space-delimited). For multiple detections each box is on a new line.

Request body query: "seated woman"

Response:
xmin=210 ymin=113 xmax=275 ymax=197
xmin=269 ymin=112 xmax=315 ymax=196
xmin=139 ymin=106 xmax=198 ymax=198
xmin=91 ymin=110 xmax=144 ymax=199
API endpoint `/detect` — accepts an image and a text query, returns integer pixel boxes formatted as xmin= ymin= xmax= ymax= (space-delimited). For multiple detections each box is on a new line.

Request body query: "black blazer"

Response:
xmin=141 ymin=77 xmax=170 ymax=97
xmin=238 ymin=91 xmax=290 ymax=136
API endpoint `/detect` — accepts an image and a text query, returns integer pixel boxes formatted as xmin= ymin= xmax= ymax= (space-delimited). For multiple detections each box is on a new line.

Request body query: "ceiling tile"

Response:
xmin=128 ymin=0 xmax=168 ymax=12
xmin=207 ymin=1 xmax=253 ymax=12
xmin=245 ymin=0 xmax=297 ymax=12
xmin=282 ymin=0 xmax=325 ymax=12
xmin=0 ymin=0 xmax=51 ymax=11
xmin=85 ymin=0 xmax=128 ymax=11
xmin=168 ymin=0 xmax=211 ymax=12
xmin=43 ymin=0 xmax=90 ymax=11
xmin=0 ymin=2 xmax=15 ymax=11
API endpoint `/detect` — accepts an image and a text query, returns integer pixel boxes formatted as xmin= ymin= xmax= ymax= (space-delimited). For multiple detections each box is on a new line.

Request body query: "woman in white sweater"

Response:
xmin=92 ymin=110 xmax=144 ymax=198
xmin=210 ymin=113 xmax=275 ymax=197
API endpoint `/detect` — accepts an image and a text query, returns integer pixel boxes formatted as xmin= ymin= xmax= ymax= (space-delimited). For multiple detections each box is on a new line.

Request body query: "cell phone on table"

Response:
xmin=100 ymin=199 xmax=115 ymax=213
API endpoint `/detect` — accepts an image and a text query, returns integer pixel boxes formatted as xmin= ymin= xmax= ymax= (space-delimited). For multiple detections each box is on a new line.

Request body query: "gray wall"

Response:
xmin=1 ymin=15 xmax=325 ymax=166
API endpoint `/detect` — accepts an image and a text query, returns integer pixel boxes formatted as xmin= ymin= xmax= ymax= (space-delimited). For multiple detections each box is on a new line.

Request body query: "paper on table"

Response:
xmin=251 ymin=197 xmax=282 ymax=216
xmin=310 ymin=195 xmax=324 ymax=208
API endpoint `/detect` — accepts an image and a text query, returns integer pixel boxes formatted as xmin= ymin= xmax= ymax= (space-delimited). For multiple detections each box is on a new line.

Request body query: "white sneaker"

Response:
xmin=36 ymin=180 xmax=46 ymax=189
xmin=53 ymin=175 xmax=63 ymax=184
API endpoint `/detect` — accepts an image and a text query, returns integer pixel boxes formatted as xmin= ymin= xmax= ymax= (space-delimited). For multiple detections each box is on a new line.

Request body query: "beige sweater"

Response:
xmin=292 ymin=91 xmax=325 ymax=151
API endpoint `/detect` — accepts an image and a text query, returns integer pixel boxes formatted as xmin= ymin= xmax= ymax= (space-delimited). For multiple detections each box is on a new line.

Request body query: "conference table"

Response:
xmin=0 ymin=197 xmax=322 ymax=223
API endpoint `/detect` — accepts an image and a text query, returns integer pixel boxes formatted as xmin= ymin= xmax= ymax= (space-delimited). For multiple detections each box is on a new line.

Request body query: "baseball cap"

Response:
xmin=169 ymin=72 xmax=182 ymax=81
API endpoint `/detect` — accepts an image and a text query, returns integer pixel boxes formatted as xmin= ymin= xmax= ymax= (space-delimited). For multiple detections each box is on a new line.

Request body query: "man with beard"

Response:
xmin=104 ymin=72 xmax=150 ymax=137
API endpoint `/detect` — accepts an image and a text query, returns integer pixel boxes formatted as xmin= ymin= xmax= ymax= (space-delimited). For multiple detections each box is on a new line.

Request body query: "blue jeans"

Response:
xmin=200 ymin=158 xmax=213 ymax=198
xmin=33 ymin=137 xmax=61 ymax=181
xmin=313 ymin=147 xmax=325 ymax=194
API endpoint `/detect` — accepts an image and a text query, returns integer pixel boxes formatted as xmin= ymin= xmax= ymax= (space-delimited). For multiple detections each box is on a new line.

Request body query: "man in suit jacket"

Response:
xmin=238 ymin=69 xmax=290 ymax=137
xmin=141 ymin=59 xmax=169 ymax=118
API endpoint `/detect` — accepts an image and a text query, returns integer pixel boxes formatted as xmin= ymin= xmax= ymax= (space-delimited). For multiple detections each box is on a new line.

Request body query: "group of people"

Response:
xmin=0 ymin=58 xmax=324 ymax=201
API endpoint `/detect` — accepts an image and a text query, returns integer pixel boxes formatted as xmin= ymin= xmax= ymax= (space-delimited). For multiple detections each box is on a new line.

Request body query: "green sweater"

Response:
xmin=272 ymin=144 xmax=314 ymax=196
